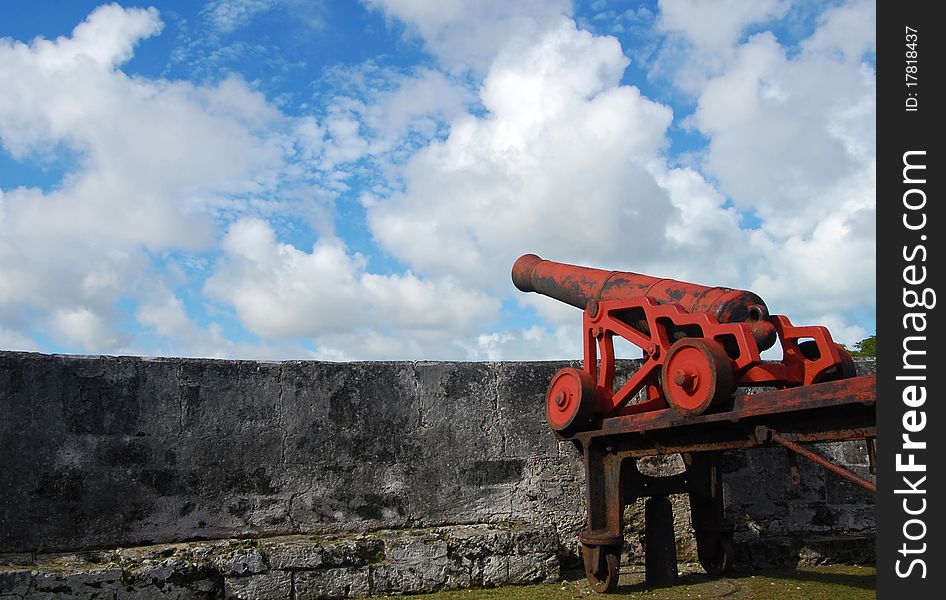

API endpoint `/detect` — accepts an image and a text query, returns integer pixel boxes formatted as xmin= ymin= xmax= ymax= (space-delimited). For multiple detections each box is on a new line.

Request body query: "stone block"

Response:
xmin=507 ymin=553 xmax=559 ymax=584
xmin=224 ymin=572 xmax=292 ymax=600
xmin=294 ymin=568 xmax=370 ymax=599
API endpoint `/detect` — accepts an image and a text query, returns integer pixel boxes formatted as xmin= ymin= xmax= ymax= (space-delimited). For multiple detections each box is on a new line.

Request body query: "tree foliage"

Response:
xmin=847 ymin=335 xmax=876 ymax=357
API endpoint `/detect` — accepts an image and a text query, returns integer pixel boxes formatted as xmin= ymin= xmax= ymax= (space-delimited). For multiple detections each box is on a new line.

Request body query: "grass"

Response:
xmin=382 ymin=564 xmax=875 ymax=599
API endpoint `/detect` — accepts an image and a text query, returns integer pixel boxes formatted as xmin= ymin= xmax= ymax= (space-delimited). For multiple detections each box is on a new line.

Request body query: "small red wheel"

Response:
xmin=832 ymin=344 xmax=857 ymax=378
xmin=660 ymin=338 xmax=735 ymax=417
xmin=545 ymin=368 xmax=596 ymax=437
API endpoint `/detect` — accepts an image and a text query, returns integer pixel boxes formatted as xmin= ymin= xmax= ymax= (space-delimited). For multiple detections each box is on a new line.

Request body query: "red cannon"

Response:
xmin=512 ymin=255 xmax=875 ymax=591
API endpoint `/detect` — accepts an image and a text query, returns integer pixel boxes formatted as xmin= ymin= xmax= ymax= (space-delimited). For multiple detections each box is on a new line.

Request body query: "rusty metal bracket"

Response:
xmin=866 ymin=436 xmax=877 ymax=475
xmin=754 ymin=426 xmax=876 ymax=493
xmin=785 ymin=448 xmax=801 ymax=486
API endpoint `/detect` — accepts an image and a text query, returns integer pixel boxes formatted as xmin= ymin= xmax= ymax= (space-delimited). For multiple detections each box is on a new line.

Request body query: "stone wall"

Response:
xmin=0 ymin=351 xmax=875 ymax=597
xmin=0 ymin=524 xmax=559 ymax=599
xmin=0 ymin=353 xmax=585 ymax=555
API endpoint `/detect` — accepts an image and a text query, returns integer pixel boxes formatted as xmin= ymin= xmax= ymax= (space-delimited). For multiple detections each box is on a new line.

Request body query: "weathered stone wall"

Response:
xmin=0 ymin=351 xmax=875 ymax=597
xmin=0 ymin=524 xmax=559 ymax=599
xmin=0 ymin=352 xmax=586 ymax=555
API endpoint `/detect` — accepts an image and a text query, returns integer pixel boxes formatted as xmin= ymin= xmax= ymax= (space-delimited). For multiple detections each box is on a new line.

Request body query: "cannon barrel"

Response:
xmin=512 ymin=254 xmax=776 ymax=350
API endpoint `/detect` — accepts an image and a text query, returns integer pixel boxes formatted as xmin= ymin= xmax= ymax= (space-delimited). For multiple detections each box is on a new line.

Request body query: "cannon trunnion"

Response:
xmin=512 ymin=254 xmax=876 ymax=591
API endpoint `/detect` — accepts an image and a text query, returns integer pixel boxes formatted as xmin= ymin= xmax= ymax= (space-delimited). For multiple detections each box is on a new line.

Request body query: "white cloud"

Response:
xmin=364 ymin=4 xmax=874 ymax=357
xmin=651 ymin=0 xmax=790 ymax=93
xmin=364 ymin=68 xmax=473 ymax=152
xmin=207 ymin=218 xmax=366 ymax=338
xmin=320 ymin=110 xmax=371 ymax=168
xmin=136 ymin=291 xmax=197 ymax=342
xmin=462 ymin=324 xmax=581 ymax=361
xmin=694 ymin=32 xmax=875 ymax=233
xmin=0 ymin=326 xmax=40 ymax=352
xmin=203 ymin=0 xmax=280 ymax=34
xmin=679 ymin=0 xmax=876 ymax=338
xmin=205 ymin=218 xmax=501 ymax=358
xmin=306 ymin=62 xmax=475 ymax=168
xmin=748 ymin=190 xmax=875 ymax=321
xmin=807 ymin=314 xmax=868 ymax=351
xmin=132 ymin=286 xmax=315 ymax=359
xmin=689 ymin=34 xmax=875 ymax=318
xmin=52 ymin=306 xmax=129 ymax=351
xmin=202 ymin=0 xmax=328 ymax=34
xmin=657 ymin=0 xmax=788 ymax=53
xmin=364 ymin=0 xmax=572 ymax=72
xmin=0 ymin=2 xmax=875 ymax=361
xmin=0 ymin=8 xmax=290 ymax=248
xmin=802 ymin=0 xmax=876 ymax=62
xmin=364 ymin=17 xmax=763 ymax=302
xmin=35 ymin=3 xmax=164 ymax=71
xmin=0 ymin=4 xmax=325 ymax=353
xmin=367 ymin=19 xmax=695 ymax=292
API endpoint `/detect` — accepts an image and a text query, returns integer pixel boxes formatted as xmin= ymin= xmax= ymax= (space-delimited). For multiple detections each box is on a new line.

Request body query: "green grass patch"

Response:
xmin=383 ymin=564 xmax=875 ymax=599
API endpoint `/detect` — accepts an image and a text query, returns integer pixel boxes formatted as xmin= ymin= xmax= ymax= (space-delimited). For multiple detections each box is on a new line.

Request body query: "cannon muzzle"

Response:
xmin=512 ymin=253 xmax=776 ymax=351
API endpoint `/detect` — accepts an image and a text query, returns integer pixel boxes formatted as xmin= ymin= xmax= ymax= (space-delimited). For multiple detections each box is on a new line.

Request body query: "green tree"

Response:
xmin=847 ymin=335 xmax=876 ymax=357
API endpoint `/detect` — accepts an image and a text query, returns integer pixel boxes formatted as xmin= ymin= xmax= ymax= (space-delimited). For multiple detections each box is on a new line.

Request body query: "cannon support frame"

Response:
xmin=511 ymin=254 xmax=875 ymax=591
xmin=567 ymin=376 xmax=876 ymax=591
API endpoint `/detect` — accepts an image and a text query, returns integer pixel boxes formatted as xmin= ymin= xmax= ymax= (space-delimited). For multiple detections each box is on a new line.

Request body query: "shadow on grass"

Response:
xmin=607 ymin=566 xmax=874 ymax=595
xmin=756 ymin=567 xmax=875 ymax=591
xmin=611 ymin=571 xmax=724 ymax=594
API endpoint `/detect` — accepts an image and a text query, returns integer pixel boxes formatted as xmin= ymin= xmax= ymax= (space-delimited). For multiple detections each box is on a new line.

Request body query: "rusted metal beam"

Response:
xmin=589 ymin=376 xmax=876 ymax=438
xmin=755 ymin=426 xmax=877 ymax=493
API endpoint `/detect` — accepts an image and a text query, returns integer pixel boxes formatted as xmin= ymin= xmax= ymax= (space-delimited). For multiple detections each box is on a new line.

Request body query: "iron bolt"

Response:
xmin=790 ymin=466 xmax=802 ymax=486
xmin=673 ymin=369 xmax=697 ymax=392
xmin=555 ymin=392 xmax=567 ymax=407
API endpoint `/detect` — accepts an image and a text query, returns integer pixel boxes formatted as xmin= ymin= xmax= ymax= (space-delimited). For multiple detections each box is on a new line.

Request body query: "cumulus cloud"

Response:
xmin=652 ymin=0 xmax=789 ymax=93
xmin=687 ymin=2 xmax=876 ymax=334
xmin=0 ymin=326 xmax=40 ymax=352
xmin=136 ymin=291 xmax=199 ymax=342
xmin=365 ymin=17 xmax=759 ymax=329
xmin=132 ymin=285 xmax=315 ymax=359
xmin=462 ymin=324 xmax=581 ymax=361
xmin=52 ymin=306 xmax=130 ymax=351
xmin=802 ymin=0 xmax=876 ymax=62
xmin=0 ymin=4 xmax=313 ymax=352
xmin=658 ymin=0 xmax=788 ymax=53
xmin=693 ymin=33 xmax=875 ymax=233
xmin=0 ymin=1 xmax=875 ymax=359
xmin=364 ymin=0 xmax=572 ymax=72
xmin=365 ymin=2 xmax=874 ymax=350
xmin=367 ymin=20 xmax=678 ymax=287
xmin=364 ymin=68 xmax=473 ymax=152
xmin=205 ymin=218 xmax=500 ymax=358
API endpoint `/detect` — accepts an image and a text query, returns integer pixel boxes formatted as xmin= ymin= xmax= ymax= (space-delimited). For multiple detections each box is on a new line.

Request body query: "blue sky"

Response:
xmin=0 ymin=0 xmax=875 ymax=360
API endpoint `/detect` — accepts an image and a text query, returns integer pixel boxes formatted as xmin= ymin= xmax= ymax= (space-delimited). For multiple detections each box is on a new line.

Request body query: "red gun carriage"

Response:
xmin=512 ymin=254 xmax=876 ymax=591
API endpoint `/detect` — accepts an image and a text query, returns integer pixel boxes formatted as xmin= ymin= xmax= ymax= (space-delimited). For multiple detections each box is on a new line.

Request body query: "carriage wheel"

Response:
xmin=696 ymin=531 xmax=735 ymax=576
xmin=660 ymin=338 xmax=735 ymax=417
xmin=582 ymin=544 xmax=621 ymax=593
xmin=545 ymin=368 xmax=597 ymax=436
